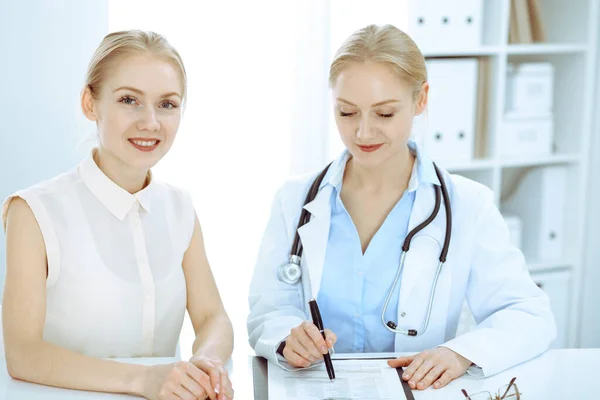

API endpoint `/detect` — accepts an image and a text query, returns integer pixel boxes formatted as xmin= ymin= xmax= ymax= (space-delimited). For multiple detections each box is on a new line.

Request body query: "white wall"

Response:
xmin=0 ymin=0 xmax=109 ymax=296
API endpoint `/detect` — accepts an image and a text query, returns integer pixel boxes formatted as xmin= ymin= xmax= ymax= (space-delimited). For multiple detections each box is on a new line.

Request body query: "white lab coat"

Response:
xmin=247 ymin=162 xmax=556 ymax=377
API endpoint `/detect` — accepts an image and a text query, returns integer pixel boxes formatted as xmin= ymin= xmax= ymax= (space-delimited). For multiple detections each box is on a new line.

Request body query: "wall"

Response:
xmin=0 ymin=0 xmax=108 ymax=297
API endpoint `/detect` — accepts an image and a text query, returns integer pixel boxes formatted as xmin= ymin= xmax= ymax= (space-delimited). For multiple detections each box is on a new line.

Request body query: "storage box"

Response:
xmin=530 ymin=270 xmax=571 ymax=348
xmin=422 ymin=58 xmax=478 ymax=163
xmin=501 ymin=166 xmax=567 ymax=262
xmin=505 ymin=63 xmax=554 ymax=114
xmin=408 ymin=0 xmax=483 ymax=52
xmin=499 ymin=112 xmax=553 ymax=157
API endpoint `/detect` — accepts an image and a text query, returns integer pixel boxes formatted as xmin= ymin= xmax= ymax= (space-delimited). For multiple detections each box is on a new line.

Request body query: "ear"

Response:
xmin=414 ymin=82 xmax=429 ymax=116
xmin=81 ymin=86 xmax=98 ymax=122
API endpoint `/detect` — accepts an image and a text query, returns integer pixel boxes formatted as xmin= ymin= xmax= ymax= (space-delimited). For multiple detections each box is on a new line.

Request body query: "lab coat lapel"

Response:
xmin=297 ymin=185 xmax=332 ymax=299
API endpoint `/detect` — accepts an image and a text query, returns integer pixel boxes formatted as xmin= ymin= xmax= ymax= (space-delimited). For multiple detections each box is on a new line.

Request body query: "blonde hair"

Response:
xmin=84 ymin=30 xmax=187 ymax=103
xmin=329 ymin=24 xmax=427 ymax=99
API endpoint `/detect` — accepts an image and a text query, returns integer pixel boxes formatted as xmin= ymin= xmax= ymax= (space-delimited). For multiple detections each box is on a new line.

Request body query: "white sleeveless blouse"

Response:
xmin=1 ymin=150 xmax=194 ymax=358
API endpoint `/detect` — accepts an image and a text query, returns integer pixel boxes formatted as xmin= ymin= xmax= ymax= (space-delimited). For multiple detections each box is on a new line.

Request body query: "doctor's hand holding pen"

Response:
xmin=281 ymin=321 xmax=338 ymax=368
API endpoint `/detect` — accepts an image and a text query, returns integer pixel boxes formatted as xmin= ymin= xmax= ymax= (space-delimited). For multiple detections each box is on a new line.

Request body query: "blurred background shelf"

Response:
xmin=528 ymin=261 xmax=573 ymax=273
xmin=423 ymin=46 xmax=502 ymax=58
xmin=506 ymin=43 xmax=589 ymax=54
xmin=499 ymin=153 xmax=581 ymax=168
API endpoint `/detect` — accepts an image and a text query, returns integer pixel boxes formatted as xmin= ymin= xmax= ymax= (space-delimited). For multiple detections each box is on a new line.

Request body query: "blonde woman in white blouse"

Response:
xmin=2 ymin=31 xmax=234 ymax=400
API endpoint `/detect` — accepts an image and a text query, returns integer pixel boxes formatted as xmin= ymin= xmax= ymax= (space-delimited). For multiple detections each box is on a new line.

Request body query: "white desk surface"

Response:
xmin=1 ymin=343 xmax=599 ymax=399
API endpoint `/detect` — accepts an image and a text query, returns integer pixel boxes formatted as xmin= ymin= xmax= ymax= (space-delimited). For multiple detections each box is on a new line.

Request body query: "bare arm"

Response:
xmin=2 ymin=197 xmax=147 ymax=395
xmin=183 ymin=216 xmax=234 ymax=399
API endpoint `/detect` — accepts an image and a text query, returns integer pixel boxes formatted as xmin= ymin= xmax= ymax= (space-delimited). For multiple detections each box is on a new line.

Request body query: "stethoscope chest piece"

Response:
xmin=278 ymin=255 xmax=302 ymax=285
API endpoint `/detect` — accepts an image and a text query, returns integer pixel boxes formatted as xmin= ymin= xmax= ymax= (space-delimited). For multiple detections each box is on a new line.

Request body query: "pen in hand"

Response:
xmin=308 ymin=298 xmax=336 ymax=382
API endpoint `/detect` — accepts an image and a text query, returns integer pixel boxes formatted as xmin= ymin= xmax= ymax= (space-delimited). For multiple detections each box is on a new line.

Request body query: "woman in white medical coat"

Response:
xmin=247 ymin=24 xmax=556 ymax=391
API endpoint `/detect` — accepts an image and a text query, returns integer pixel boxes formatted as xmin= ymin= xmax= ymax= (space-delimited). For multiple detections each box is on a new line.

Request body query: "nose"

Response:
xmin=356 ymin=115 xmax=376 ymax=141
xmin=137 ymin=108 xmax=160 ymax=132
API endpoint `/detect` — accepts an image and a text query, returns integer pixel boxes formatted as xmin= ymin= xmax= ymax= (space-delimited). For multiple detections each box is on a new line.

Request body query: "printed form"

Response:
xmin=268 ymin=359 xmax=407 ymax=400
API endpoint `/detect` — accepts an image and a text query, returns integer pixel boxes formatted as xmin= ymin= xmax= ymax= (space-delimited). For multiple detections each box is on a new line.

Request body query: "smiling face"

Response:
xmin=82 ymin=53 xmax=184 ymax=171
xmin=332 ymin=61 xmax=428 ymax=167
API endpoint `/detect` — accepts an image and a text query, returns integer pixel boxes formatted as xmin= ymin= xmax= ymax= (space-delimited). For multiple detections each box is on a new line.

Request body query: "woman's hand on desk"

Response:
xmin=139 ymin=361 xmax=219 ymax=400
xmin=189 ymin=355 xmax=234 ymax=400
xmin=283 ymin=321 xmax=338 ymax=368
xmin=387 ymin=347 xmax=472 ymax=390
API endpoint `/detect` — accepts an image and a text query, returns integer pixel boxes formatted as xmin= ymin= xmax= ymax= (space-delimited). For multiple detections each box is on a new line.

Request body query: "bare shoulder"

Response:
xmin=4 ymin=196 xmax=46 ymax=258
xmin=5 ymin=196 xmax=38 ymax=230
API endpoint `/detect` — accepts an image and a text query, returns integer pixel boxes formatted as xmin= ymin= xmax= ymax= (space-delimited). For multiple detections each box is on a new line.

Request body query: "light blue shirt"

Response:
xmin=317 ymin=142 xmax=438 ymax=353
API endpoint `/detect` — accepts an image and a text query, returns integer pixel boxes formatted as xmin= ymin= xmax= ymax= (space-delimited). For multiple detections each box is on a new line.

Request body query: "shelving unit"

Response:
xmin=325 ymin=0 xmax=598 ymax=348
xmin=506 ymin=43 xmax=588 ymax=55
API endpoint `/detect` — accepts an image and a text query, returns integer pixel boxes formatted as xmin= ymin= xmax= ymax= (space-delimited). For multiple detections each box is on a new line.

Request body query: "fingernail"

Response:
xmin=434 ymin=382 xmax=440 ymax=388
xmin=215 ymin=383 xmax=220 ymax=393
xmin=417 ymin=383 xmax=424 ymax=389
xmin=409 ymin=381 xmax=414 ymax=387
xmin=403 ymin=373 xmax=409 ymax=379
xmin=321 ymin=346 xmax=327 ymax=353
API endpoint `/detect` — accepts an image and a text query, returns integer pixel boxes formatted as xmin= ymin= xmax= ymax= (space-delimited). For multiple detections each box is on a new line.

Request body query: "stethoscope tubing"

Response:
xmin=279 ymin=160 xmax=452 ymax=337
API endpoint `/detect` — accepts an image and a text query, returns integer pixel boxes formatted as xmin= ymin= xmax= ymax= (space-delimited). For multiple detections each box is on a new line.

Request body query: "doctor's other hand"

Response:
xmin=387 ymin=347 xmax=472 ymax=390
xmin=138 ymin=361 xmax=220 ymax=400
xmin=284 ymin=320 xmax=337 ymax=368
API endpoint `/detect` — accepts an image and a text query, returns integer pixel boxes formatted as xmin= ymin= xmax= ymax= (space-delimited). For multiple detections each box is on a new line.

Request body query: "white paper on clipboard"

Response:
xmin=267 ymin=358 xmax=406 ymax=400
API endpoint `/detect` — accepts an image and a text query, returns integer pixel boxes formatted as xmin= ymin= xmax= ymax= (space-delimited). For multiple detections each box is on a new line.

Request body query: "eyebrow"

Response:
xmin=336 ymin=97 xmax=401 ymax=107
xmin=113 ymin=86 xmax=182 ymax=99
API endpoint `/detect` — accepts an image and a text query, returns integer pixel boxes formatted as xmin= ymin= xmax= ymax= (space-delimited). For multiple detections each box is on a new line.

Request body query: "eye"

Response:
xmin=339 ymin=111 xmax=356 ymax=117
xmin=118 ymin=96 xmax=138 ymax=105
xmin=160 ymin=100 xmax=178 ymax=109
xmin=378 ymin=113 xmax=394 ymax=118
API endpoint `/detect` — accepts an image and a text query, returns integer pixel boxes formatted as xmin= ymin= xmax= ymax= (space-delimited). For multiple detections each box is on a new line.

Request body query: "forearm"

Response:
xmin=191 ymin=313 xmax=233 ymax=363
xmin=6 ymin=339 xmax=147 ymax=396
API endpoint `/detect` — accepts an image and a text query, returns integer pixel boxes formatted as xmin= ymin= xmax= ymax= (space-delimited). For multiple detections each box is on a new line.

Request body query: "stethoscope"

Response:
xmin=277 ymin=160 xmax=452 ymax=337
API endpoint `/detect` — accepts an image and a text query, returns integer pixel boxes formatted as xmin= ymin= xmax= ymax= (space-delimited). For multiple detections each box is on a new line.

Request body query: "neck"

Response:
xmin=94 ymin=148 xmax=149 ymax=194
xmin=344 ymin=146 xmax=415 ymax=193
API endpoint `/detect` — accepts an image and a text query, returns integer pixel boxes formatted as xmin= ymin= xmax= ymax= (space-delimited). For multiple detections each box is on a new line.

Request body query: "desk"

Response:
xmin=1 ymin=343 xmax=598 ymax=399
xmin=250 ymin=350 xmax=600 ymax=399
xmin=0 ymin=337 xmax=255 ymax=399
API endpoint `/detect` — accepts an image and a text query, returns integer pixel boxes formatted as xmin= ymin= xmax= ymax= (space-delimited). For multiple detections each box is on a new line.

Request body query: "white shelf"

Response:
xmin=528 ymin=261 xmax=573 ymax=273
xmin=444 ymin=158 xmax=495 ymax=172
xmin=422 ymin=44 xmax=588 ymax=58
xmin=500 ymin=153 xmax=581 ymax=168
xmin=423 ymin=47 xmax=501 ymax=58
xmin=445 ymin=153 xmax=581 ymax=172
xmin=507 ymin=43 xmax=589 ymax=55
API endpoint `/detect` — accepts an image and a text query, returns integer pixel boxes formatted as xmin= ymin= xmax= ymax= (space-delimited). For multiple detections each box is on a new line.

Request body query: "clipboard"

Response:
xmin=251 ymin=356 xmax=415 ymax=400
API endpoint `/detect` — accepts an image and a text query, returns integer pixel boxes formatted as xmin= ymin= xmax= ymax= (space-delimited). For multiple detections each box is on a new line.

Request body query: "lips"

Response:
xmin=357 ymin=144 xmax=383 ymax=153
xmin=128 ymin=138 xmax=161 ymax=152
